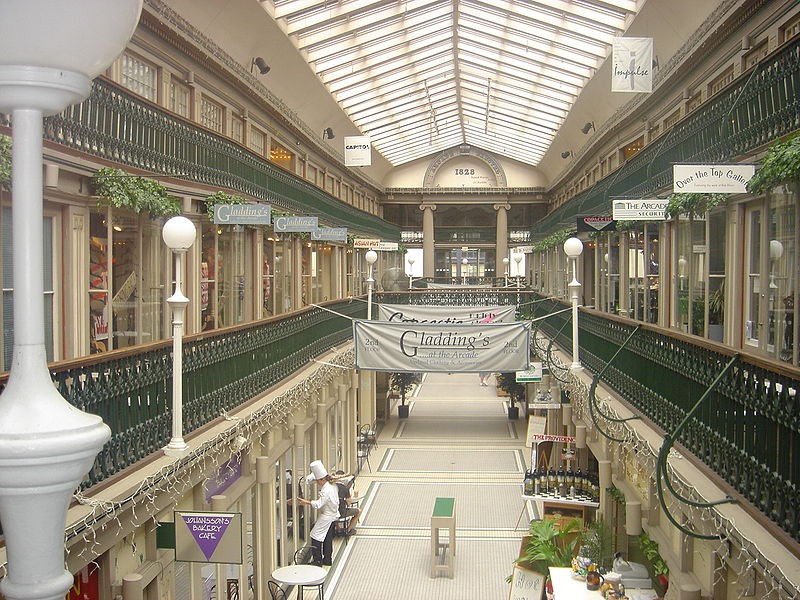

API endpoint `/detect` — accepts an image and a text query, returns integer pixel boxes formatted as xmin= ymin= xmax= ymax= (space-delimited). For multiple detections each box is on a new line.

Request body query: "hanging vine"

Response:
xmin=90 ymin=167 xmax=180 ymax=217
xmin=747 ymin=132 xmax=800 ymax=194
xmin=0 ymin=134 xmax=11 ymax=191
xmin=532 ymin=228 xmax=574 ymax=253
xmin=202 ymin=191 xmax=251 ymax=222
xmin=664 ymin=192 xmax=729 ymax=219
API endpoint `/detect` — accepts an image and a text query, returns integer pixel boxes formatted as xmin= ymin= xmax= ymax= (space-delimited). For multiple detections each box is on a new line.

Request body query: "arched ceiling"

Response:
xmin=261 ymin=0 xmax=644 ymax=167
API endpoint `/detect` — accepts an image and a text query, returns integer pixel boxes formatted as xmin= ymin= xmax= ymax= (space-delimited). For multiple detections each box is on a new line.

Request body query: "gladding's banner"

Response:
xmin=611 ymin=37 xmax=653 ymax=93
xmin=353 ymin=320 xmax=530 ymax=372
xmin=377 ymin=303 xmax=516 ymax=324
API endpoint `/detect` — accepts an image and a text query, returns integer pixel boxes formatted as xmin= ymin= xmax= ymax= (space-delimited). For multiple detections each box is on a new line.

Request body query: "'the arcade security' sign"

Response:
xmin=175 ymin=511 xmax=243 ymax=564
xmin=353 ymin=320 xmax=530 ymax=373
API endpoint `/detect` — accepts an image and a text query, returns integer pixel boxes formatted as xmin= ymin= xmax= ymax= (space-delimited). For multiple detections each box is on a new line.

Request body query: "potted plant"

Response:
xmin=638 ymin=530 xmax=669 ymax=595
xmin=496 ymin=372 xmax=525 ymax=419
xmin=580 ymin=518 xmax=615 ymax=572
xmin=514 ymin=517 xmax=584 ymax=598
xmin=389 ymin=372 xmax=422 ymax=418
xmin=707 ymin=281 xmax=725 ymax=341
xmin=90 ymin=167 xmax=181 ymax=217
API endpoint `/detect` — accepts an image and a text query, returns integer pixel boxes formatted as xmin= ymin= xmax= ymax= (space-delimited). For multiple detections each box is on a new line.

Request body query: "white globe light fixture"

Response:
xmin=502 ymin=257 xmax=510 ymax=287
xmin=462 ymin=257 xmax=469 ymax=285
xmin=0 ymin=3 xmax=143 ymax=600
xmin=365 ymin=250 xmax=378 ymax=319
xmin=407 ymin=255 xmax=416 ymax=289
xmin=770 ymin=240 xmax=784 ymax=289
xmin=563 ymin=237 xmax=584 ymax=370
xmin=162 ymin=217 xmax=197 ymax=455
xmin=513 ymin=252 xmax=524 ymax=287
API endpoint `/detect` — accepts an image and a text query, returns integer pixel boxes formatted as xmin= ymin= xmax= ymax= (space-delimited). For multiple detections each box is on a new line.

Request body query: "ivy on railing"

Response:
xmin=532 ymin=228 xmax=574 ymax=253
xmin=0 ymin=134 xmax=10 ymax=190
xmin=747 ymin=132 xmax=800 ymax=193
xmin=202 ymin=191 xmax=251 ymax=222
xmin=664 ymin=193 xmax=729 ymax=219
xmin=91 ymin=167 xmax=180 ymax=217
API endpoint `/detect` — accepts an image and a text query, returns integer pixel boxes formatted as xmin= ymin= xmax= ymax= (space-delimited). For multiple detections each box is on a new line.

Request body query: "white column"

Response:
xmin=420 ymin=203 xmax=436 ymax=278
xmin=494 ymin=203 xmax=510 ymax=269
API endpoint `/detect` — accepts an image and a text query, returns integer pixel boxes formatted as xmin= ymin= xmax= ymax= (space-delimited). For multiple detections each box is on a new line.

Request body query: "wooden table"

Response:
xmin=430 ymin=497 xmax=455 ymax=578
xmin=271 ymin=564 xmax=327 ymax=600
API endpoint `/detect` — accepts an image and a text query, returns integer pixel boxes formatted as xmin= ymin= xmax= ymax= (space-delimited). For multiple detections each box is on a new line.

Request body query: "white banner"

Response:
xmin=612 ymin=37 xmax=653 ymax=93
xmin=673 ymin=164 xmax=755 ymax=193
xmin=378 ymin=304 xmax=516 ymax=324
xmin=344 ymin=136 xmax=372 ymax=166
xmin=353 ymin=320 xmax=530 ymax=372
xmin=426 ymin=282 xmax=493 ymax=289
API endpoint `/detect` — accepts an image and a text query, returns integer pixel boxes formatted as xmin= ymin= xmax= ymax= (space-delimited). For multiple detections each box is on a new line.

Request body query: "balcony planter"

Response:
xmin=90 ymin=167 xmax=180 ymax=217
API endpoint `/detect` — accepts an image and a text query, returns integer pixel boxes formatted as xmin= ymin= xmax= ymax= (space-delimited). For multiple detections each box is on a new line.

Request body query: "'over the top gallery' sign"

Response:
xmin=673 ymin=165 xmax=754 ymax=193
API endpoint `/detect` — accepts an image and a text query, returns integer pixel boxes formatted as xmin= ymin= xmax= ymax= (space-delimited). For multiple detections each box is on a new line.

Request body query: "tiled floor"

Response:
xmin=318 ymin=372 xmax=532 ymax=599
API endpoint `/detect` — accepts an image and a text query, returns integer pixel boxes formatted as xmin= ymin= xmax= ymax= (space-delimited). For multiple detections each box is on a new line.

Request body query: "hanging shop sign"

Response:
xmin=516 ymin=362 xmax=543 ymax=382
xmin=311 ymin=227 xmax=348 ymax=242
xmin=525 ymin=415 xmax=547 ymax=446
xmin=515 ymin=246 xmax=534 ymax=254
xmin=377 ymin=303 xmax=517 ymax=324
xmin=612 ymin=199 xmax=669 ymax=220
xmin=529 ymin=434 xmax=576 ymax=444
xmin=213 ymin=203 xmax=271 ymax=225
xmin=353 ymin=320 xmax=530 ymax=372
xmin=175 ymin=511 xmax=243 ymax=564
xmin=273 ymin=215 xmax=318 ymax=232
xmin=673 ymin=164 xmax=755 ymax=193
xmin=344 ymin=136 xmax=372 ymax=167
xmin=577 ymin=216 xmax=615 ymax=232
xmin=353 ymin=238 xmax=380 ymax=249
xmin=611 ymin=37 xmax=653 ymax=93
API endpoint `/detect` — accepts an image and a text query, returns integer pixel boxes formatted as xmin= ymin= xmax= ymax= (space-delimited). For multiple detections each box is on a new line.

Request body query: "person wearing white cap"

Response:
xmin=295 ymin=460 xmax=340 ymax=566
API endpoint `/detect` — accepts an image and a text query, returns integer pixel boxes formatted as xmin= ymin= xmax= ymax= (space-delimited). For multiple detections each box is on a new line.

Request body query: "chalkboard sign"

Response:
xmin=509 ymin=565 xmax=546 ymax=600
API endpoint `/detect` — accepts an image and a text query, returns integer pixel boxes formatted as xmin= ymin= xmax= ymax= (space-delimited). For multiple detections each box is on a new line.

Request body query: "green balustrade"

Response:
xmin=530 ymin=293 xmax=800 ymax=543
xmin=0 ymin=300 xmax=365 ymax=487
xmin=44 ymin=80 xmax=398 ymax=240
xmin=533 ymin=37 xmax=800 ymax=238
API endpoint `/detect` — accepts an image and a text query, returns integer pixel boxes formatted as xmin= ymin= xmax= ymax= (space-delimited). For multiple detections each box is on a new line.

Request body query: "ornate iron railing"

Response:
xmin=534 ymin=36 xmax=800 ymax=237
xmin=531 ymin=295 xmax=800 ymax=544
xmin=0 ymin=299 xmax=364 ymax=488
xmin=43 ymin=79 xmax=398 ymax=240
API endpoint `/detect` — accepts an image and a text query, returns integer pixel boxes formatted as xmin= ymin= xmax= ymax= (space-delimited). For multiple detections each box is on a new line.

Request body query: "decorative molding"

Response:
xmin=422 ymin=145 xmax=508 ymax=187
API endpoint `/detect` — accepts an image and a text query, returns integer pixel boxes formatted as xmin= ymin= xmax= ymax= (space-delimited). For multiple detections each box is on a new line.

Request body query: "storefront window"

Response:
xmin=217 ymin=226 xmax=246 ymax=327
xmin=200 ymin=224 xmax=218 ymax=330
xmin=88 ymin=210 xmax=168 ymax=352
xmin=2 ymin=207 xmax=56 ymax=368
xmin=274 ymin=236 xmax=293 ymax=314
xmin=263 ymin=233 xmax=274 ymax=317
xmin=768 ymin=188 xmax=796 ymax=363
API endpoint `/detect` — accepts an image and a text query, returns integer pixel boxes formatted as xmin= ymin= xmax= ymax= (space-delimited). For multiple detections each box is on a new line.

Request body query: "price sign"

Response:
xmin=509 ymin=565 xmax=545 ymax=600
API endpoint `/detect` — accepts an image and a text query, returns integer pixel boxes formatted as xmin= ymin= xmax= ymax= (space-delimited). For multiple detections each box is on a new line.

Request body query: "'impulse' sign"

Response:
xmin=673 ymin=165 xmax=755 ymax=193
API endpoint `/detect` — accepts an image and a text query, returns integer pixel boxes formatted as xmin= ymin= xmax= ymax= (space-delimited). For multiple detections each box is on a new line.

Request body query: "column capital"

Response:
xmin=420 ymin=203 xmax=437 ymax=212
xmin=493 ymin=203 xmax=511 ymax=212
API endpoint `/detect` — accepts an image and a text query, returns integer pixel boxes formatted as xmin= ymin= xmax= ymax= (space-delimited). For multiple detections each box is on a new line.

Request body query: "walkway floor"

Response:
xmin=320 ymin=372 xmax=531 ymax=599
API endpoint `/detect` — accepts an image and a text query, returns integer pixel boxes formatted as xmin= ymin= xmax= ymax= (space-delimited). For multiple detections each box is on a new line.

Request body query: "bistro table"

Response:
xmin=271 ymin=564 xmax=327 ymax=600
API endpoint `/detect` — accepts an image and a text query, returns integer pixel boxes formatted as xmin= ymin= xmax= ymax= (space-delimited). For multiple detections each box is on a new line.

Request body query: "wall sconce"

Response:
xmin=581 ymin=121 xmax=595 ymax=135
xmin=561 ymin=151 xmax=572 ymax=159
xmin=683 ymin=87 xmax=692 ymax=100
xmin=322 ymin=127 xmax=335 ymax=140
xmin=250 ymin=57 xmax=270 ymax=75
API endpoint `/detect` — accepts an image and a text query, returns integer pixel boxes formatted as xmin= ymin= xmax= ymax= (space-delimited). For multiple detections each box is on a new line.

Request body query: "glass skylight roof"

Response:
xmin=262 ymin=0 xmax=642 ymax=166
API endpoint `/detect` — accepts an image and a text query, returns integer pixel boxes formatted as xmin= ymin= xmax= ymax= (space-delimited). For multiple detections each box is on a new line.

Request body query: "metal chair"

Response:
xmin=293 ymin=545 xmax=315 ymax=565
xmin=361 ymin=422 xmax=378 ymax=449
xmin=267 ymin=580 xmax=286 ymax=600
xmin=357 ymin=444 xmax=371 ymax=472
